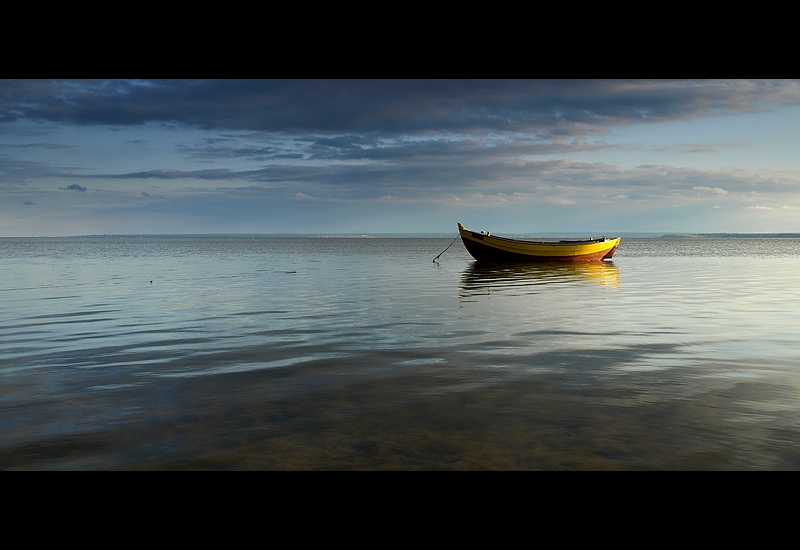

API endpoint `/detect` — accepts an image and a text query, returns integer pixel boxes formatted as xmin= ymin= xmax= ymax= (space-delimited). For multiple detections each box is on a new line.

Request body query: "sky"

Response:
xmin=2 ymin=79 xmax=800 ymax=236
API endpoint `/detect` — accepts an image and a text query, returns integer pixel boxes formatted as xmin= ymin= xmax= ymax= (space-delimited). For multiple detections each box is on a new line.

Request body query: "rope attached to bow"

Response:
xmin=432 ymin=234 xmax=460 ymax=263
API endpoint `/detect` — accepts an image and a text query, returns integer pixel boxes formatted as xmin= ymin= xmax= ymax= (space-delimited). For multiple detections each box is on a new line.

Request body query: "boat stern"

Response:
xmin=602 ymin=237 xmax=620 ymax=260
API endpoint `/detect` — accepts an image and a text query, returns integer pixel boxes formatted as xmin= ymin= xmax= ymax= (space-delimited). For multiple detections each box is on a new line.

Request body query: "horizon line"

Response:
xmin=4 ymin=232 xmax=800 ymax=239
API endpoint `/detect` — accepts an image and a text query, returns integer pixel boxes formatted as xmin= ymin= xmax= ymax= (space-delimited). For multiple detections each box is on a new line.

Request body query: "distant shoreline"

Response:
xmin=3 ymin=233 xmax=800 ymax=239
xmin=656 ymin=233 xmax=800 ymax=239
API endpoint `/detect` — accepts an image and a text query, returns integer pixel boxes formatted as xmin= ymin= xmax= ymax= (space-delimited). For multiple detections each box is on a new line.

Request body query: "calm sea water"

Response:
xmin=2 ymin=235 xmax=800 ymax=469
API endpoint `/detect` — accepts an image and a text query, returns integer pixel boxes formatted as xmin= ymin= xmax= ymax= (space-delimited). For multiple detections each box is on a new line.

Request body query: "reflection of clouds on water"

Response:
xmin=460 ymin=261 xmax=619 ymax=298
xmin=6 ymin=237 xmax=800 ymax=469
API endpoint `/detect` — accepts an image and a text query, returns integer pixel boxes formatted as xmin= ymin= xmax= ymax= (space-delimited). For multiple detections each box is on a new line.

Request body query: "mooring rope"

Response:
xmin=433 ymin=234 xmax=460 ymax=263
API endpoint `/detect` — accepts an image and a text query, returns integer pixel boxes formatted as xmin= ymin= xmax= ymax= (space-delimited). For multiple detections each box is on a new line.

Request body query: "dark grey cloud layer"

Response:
xmin=0 ymin=155 xmax=68 ymax=186
xmin=74 ymin=157 xmax=797 ymax=206
xmin=4 ymin=80 xmax=799 ymax=135
xmin=4 ymin=80 xmax=800 ymax=235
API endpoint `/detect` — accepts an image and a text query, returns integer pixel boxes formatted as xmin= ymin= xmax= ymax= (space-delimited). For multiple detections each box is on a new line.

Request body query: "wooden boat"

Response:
xmin=458 ymin=223 xmax=620 ymax=263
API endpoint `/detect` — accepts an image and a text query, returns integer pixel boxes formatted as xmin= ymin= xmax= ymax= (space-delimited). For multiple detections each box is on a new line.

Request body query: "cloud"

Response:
xmin=0 ymin=155 xmax=63 ymax=186
xmin=3 ymin=80 xmax=800 ymax=136
xmin=747 ymin=205 xmax=800 ymax=210
xmin=105 ymin=168 xmax=240 ymax=180
xmin=3 ymin=80 xmax=800 ymax=235
xmin=693 ymin=186 xmax=728 ymax=195
xmin=41 ymin=156 xmax=800 ymax=209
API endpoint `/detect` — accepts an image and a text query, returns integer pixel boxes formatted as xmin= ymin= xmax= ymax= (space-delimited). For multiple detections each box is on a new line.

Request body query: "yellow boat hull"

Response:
xmin=458 ymin=223 xmax=619 ymax=263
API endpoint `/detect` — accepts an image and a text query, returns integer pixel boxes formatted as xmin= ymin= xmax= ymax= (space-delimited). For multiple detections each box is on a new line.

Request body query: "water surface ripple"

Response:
xmin=2 ymin=236 xmax=800 ymax=469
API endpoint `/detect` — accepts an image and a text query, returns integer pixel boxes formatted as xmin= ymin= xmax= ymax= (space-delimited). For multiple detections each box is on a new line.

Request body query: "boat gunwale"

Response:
xmin=458 ymin=224 xmax=619 ymax=247
xmin=474 ymin=233 xmax=614 ymax=246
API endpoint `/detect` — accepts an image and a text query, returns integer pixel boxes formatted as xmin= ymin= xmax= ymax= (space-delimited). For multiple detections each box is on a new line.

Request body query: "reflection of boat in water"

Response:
xmin=460 ymin=261 xmax=620 ymax=297
xmin=458 ymin=223 xmax=619 ymax=263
